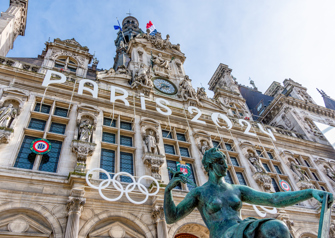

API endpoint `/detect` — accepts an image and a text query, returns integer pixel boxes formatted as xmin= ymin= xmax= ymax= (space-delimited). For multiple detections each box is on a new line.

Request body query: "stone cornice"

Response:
xmin=208 ymin=63 xmax=232 ymax=91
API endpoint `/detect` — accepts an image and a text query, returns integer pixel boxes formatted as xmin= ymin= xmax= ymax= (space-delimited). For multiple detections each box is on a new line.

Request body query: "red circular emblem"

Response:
xmin=30 ymin=139 xmax=51 ymax=154
xmin=279 ymin=180 xmax=291 ymax=192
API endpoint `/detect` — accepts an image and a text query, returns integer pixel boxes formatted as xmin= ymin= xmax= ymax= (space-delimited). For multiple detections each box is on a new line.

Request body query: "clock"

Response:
xmin=153 ymin=78 xmax=177 ymax=95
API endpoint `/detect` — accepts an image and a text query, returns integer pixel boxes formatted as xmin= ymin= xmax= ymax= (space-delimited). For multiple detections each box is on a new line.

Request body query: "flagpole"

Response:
xmin=116 ymin=17 xmax=127 ymax=45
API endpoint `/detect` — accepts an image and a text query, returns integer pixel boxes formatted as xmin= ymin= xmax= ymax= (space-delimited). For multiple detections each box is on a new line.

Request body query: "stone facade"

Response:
xmin=0 ymin=8 xmax=333 ymax=238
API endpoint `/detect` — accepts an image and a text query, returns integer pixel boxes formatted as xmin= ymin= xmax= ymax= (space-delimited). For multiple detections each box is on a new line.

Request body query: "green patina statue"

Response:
xmin=164 ymin=148 xmax=333 ymax=238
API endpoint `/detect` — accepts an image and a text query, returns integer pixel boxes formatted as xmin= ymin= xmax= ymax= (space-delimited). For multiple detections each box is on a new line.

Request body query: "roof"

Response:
xmin=9 ymin=57 xmax=44 ymax=66
xmin=239 ymin=85 xmax=274 ymax=120
xmin=318 ymin=89 xmax=335 ymax=111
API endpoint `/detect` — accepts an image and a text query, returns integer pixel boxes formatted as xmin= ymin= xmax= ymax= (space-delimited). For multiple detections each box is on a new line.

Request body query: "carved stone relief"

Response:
xmin=131 ymin=63 xmax=153 ymax=94
xmin=287 ymin=158 xmax=314 ymax=190
xmin=151 ymin=53 xmax=171 ymax=78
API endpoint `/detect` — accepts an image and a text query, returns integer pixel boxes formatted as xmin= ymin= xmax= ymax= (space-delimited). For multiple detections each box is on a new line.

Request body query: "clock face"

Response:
xmin=153 ymin=78 xmax=177 ymax=95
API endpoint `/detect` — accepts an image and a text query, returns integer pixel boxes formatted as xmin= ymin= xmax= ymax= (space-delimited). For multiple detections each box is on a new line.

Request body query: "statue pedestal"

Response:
xmin=71 ymin=140 xmax=96 ymax=173
xmin=142 ymin=153 xmax=165 ymax=180
xmin=253 ymin=172 xmax=272 ymax=192
xmin=0 ymin=128 xmax=13 ymax=144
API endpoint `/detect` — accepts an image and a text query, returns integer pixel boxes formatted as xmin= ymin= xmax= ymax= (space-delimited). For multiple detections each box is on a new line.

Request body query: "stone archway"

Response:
xmin=175 ymin=234 xmax=198 ymax=238
xmin=173 ymin=223 xmax=209 ymax=238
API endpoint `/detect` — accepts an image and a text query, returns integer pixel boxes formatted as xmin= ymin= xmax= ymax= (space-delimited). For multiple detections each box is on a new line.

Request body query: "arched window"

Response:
xmin=54 ymin=56 xmax=78 ymax=73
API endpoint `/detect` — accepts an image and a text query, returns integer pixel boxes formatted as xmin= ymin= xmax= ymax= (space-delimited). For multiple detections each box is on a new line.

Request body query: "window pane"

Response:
xmin=14 ymin=136 xmax=37 ymax=169
xmin=54 ymin=63 xmax=64 ymax=68
xmin=256 ymin=150 xmax=263 ymax=157
xmin=120 ymin=152 xmax=133 ymax=182
xmin=267 ymin=152 xmax=274 ymax=160
xmin=176 ymin=133 xmax=186 ymax=141
xmin=186 ymin=163 xmax=196 ymax=190
xmin=162 ymin=130 xmax=172 ymax=139
xmin=272 ymin=178 xmax=280 ymax=192
xmin=321 ymin=186 xmax=326 ymax=191
xmin=100 ymin=149 xmax=115 ymax=179
xmin=49 ymin=122 xmax=66 ymax=134
xmin=239 ymin=112 xmax=243 ymax=117
xmin=224 ymin=171 xmax=234 ymax=184
xmin=28 ymin=118 xmax=46 ymax=131
xmin=54 ymin=107 xmax=68 ymax=117
xmin=230 ymin=157 xmax=239 ymax=166
xmin=103 ymin=118 xmax=116 ymax=127
xmin=212 ymin=141 xmax=221 ymax=149
xmin=295 ymin=158 xmax=301 ymax=165
xmin=102 ymin=132 xmax=115 ymax=143
xmin=164 ymin=144 xmax=175 ymax=155
xmin=274 ymin=165 xmax=282 ymax=174
xmin=167 ymin=160 xmax=181 ymax=189
xmin=120 ymin=135 xmax=132 ymax=147
xmin=225 ymin=143 xmax=233 ymax=151
xmin=304 ymin=160 xmax=311 ymax=167
xmin=120 ymin=122 xmax=132 ymax=130
xmin=34 ymin=103 xmax=51 ymax=114
xmin=312 ymin=172 xmax=319 ymax=181
xmin=236 ymin=172 xmax=247 ymax=186
xmin=180 ymin=147 xmax=190 ymax=157
xmin=68 ymin=67 xmax=76 ymax=72
xmin=262 ymin=163 xmax=271 ymax=172
xmin=39 ymin=140 xmax=62 ymax=173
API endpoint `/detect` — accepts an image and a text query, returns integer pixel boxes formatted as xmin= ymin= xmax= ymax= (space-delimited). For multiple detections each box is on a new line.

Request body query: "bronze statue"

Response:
xmin=164 ymin=148 xmax=333 ymax=238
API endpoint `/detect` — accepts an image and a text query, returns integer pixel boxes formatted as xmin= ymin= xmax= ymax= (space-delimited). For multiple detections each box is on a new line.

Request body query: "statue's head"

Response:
xmin=166 ymin=34 xmax=170 ymax=39
xmin=8 ymin=104 xmax=13 ymax=108
xmin=158 ymin=53 xmax=162 ymax=57
xmin=146 ymin=29 xmax=150 ymax=34
xmin=202 ymin=140 xmax=208 ymax=146
xmin=148 ymin=129 xmax=154 ymax=135
xmin=202 ymin=147 xmax=227 ymax=177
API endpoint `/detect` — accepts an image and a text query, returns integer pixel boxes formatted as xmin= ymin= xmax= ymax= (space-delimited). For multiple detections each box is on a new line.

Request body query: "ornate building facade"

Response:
xmin=0 ymin=2 xmax=334 ymax=238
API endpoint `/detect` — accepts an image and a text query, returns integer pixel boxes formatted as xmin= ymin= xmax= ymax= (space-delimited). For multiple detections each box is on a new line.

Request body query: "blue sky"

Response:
xmin=1 ymin=0 xmax=335 ymax=106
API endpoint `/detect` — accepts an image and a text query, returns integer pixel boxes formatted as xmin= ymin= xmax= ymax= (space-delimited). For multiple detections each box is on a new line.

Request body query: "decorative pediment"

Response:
xmin=89 ymin=221 xmax=145 ymax=238
xmin=0 ymin=214 xmax=51 ymax=237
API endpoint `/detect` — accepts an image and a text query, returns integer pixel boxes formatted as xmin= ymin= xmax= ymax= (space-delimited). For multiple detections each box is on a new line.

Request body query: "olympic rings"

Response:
xmin=86 ymin=168 xmax=160 ymax=205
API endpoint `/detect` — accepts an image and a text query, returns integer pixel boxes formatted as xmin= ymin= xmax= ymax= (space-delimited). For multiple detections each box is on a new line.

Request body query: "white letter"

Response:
xmin=42 ymin=70 xmax=66 ymax=87
xmin=140 ymin=93 xmax=148 ymax=110
xmin=188 ymin=106 xmax=206 ymax=125
xmin=257 ymin=123 xmax=276 ymax=141
xmin=211 ymin=113 xmax=232 ymax=129
xmin=78 ymin=79 xmax=98 ymax=98
xmin=110 ymin=86 xmax=129 ymax=106
xmin=155 ymin=98 xmax=172 ymax=116
xmin=238 ymin=119 xmax=256 ymax=136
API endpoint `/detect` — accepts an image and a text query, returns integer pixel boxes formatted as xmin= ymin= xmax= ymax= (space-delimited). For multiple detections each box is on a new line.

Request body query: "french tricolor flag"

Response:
xmin=146 ymin=21 xmax=157 ymax=36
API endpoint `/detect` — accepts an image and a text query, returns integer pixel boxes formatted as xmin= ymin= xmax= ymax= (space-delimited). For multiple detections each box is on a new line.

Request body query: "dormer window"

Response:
xmin=54 ymin=56 xmax=78 ymax=73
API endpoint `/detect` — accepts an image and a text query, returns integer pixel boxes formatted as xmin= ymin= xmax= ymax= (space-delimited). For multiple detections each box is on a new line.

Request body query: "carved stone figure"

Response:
xmin=143 ymin=129 xmax=160 ymax=155
xmin=325 ymin=166 xmax=335 ymax=182
xmin=97 ymin=67 xmax=115 ymax=78
xmin=164 ymin=148 xmax=333 ymax=238
xmin=116 ymin=65 xmax=129 ymax=75
xmin=197 ymin=87 xmax=208 ymax=101
xmin=79 ymin=119 xmax=93 ymax=142
xmin=0 ymin=104 xmax=17 ymax=128
xmin=179 ymin=75 xmax=197 ymax=100
xmin=281 ymin=113 xmax=292 ymax=129
xmin=131 ymin=63 xmax=153 ymax=89
xmin=198 ymin=140 xmax=211 ymax=156
xmin=152 ymin=53 xmax=170 ymax=70
xmin=248 ymin=151 xmax=267 ymax=173
xmin=289 ymin=160 xmax=310 ymax=182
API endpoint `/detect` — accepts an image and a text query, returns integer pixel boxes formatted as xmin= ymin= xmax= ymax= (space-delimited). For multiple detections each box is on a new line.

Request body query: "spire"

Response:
xmin=249 ymin=77 xmax=258 ymax=91
xmin=317 ymin=88 xmax=328 ymax=98
xmin=317 ymin=89 xmax=335 ymax=111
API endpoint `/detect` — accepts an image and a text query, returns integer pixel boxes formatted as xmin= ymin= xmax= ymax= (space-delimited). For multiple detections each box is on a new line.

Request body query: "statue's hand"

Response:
xmin=312 ymin=189 xmax=334 ymax=207
xmin=166 ymin=171 xmax=184 ymax=191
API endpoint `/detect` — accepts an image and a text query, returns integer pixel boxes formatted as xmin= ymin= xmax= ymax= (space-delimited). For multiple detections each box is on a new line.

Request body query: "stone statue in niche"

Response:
xmin=197 ymin=87 xmax=208 ymax=101
xmin=325 ymin=165 xmax=335 ymax=182
xmin=143 ymin=129 xmax=160 ymax=155
xmin=248 ymin=151 xmax=267 ymax=173
xmin=152 ymin=53 xmax=170 ymax=70
xmin=0 ymin=104 xmax=17 ymax=128
xmin=179 ymin=75 xmax=197 ymax=100
xmin=131 ymin=63 xmax=153 ymax=89
xmin=289 ymin=159 xmax=310 ymax=182
xmin=79 ymin=119 xmax=94 ymax=142
xmin=198 ymin=140 xmax=211 ymax=156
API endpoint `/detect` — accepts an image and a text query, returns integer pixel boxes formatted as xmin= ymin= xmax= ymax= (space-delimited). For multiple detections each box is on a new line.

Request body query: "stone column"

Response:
xmin=152 ymin=206 xmax=168 ymax=238
xmin=64 ymin=189 xmax=86 ymax=238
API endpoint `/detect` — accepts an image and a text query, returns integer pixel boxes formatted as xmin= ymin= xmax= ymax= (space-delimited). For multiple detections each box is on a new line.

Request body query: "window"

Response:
xmin=28 ymin=118 xmax=46 ymax=131
xmin=304 ymin=160 xmax=311 ymax=167
xmin=274 ymin=165 xmax=282 ymax=174
xmin=236 ymin=172 xmax=247 ymax=186
xmin=39 ymin=140 xmax=62 ymax=173
xmin=295 ymin=158 xmax=301 ymax=165
xmin=120 ymin=122 xmax=132 ymax=130
xmin=232 ymin=110 xmax=236 ymax=115
xmin=53 ymin=107 xmax=68 ymax=117
xmin=272 ymin=178 xmax=280 ymax=192
xmin=100 ymin=149 xmax=115 ymax=179
xmin=162 ymin=130 xmax=172 ymax=139
xmin=225 ymin=143 xmax=233 ymax=151
xmin=49 ymin=122 xmax=66 ymax=134
xmin=102 ymin=132 xmax=115 ymax=144
xmin=256 ymin=150 xmax=263 ymax=157
xmin=321 ymin=186 xmax=326 ymax=191
xmin=103 ymin=118 xmax=116 ymax=127
xmin=180 ymin=147 xmax=190 ymax=157
xmin=230 ymin=157 xmax=239 ymax=166
xmin=267 ymin=152 xmax=274 ymax=160
xmin=120 ymin=152 xmax=133 ymax=182
xmin=120 ymin=135 xmax=132 ymax=147
xmin=224 ymin=171 xmax=234 ymax=184
xmin=164 ymin=144 xmax=175 ymax=155
xmin=176 ymin=133 xmax=186 ymax=141
xmin=239 ymin=112 xmax=243 ymax=117
xmin=14 ymin=136 xmax=37 ymax=169
xmin=186 ymin=163 xmax=196 ymax=190
xmin=167 ymin=160 xmax=181 ymax=189
xmin=262 ymin=163 xmax=271 ymax=172
xmin=34 ymin=103 xmax=51 ymax=114
xmin=312 ymin=172 xmax=319 ymax=181
xmin=212 ymin=140 xmax=221 ymax=149
xmin=54 ymin=56 xmax=77 ymax=73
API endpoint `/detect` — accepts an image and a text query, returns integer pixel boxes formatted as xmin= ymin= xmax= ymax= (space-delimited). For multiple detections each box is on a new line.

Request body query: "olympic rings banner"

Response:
xmin=86 ymin=168 xmax=160 ymax=205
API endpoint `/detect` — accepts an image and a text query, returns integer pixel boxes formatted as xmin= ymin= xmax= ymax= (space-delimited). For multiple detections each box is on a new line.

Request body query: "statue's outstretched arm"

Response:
xmin=238 ymin=186 xmax=333 ymax=208
xmin=164 ymin=175 xmax=198 ymax=224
